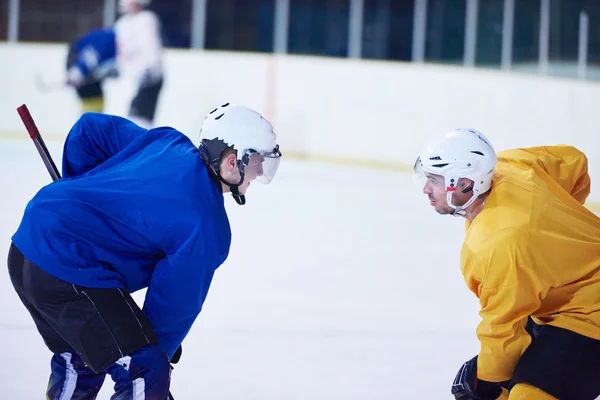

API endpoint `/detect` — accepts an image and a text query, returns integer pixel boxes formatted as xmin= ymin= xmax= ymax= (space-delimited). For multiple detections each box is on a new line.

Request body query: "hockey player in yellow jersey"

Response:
xmin=413 ymin=129 xmax=600 ymax=400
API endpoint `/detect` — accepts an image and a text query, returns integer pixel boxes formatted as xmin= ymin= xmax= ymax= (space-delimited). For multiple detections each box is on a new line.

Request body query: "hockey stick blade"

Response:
xmin=35 ymin=73 xmax=67 ymax=93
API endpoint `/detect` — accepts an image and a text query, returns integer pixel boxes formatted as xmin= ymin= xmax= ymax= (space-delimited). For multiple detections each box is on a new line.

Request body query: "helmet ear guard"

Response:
xmin=461 ymin=182 xmax=474 ymax=194
xmin=198 ymin=138 xmax=231 ymax=173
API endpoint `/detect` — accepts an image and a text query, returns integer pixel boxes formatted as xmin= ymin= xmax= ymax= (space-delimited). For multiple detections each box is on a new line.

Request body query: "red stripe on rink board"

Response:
xmin=2 ymin=130 xmax=599 ymax=214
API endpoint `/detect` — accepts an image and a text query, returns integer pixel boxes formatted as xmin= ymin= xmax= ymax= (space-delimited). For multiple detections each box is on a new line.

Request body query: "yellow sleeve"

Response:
xmin=498 ymin=145 xmax=590 ymax=205
xmin=474 ymin=232 xmax=544 ymax=382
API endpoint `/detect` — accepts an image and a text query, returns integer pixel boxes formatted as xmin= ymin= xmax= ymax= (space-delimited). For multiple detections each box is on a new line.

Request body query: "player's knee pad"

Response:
xmin=107 ymin=344 xmax=171 ymax=398
xmin=81 ymin=96 xmax=104 ymax=114
xmin=509 ymin=383 xmax=558 ymax=400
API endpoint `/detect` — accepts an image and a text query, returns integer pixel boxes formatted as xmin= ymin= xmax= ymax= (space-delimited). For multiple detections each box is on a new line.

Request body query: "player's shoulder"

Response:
xmin=486 ymin=226 xmax=527 ymax=249
xmin=467 ymin=223 xmax=526 ymax=250
xmin=73 ymin=112 xmax=123 ymax=132
xmin=472 ymin=184 xmax=532 ymax=227
xmin=146 ymin=126 xmax=193 ymax=145
xmin=466 ymin=201 xmax=529 ymax=255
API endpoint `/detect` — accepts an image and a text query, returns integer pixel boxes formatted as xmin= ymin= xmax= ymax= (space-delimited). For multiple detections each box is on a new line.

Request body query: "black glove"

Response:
xmin=170 ymin=345 xmax=182 ymax=365
xmin=451 ymin=356 xmax=504 ymax=400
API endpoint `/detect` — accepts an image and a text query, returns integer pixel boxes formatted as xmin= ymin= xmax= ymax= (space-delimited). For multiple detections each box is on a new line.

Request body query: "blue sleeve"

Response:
xmin=142 ymin=226 xmax=225 ymax=359
xmin=62 ymin=113 xmax=147 ymax=178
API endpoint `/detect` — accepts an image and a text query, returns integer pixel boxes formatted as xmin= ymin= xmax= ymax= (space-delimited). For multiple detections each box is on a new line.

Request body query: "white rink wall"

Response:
xmin=1 ymin=42 xmax=599 ymax=201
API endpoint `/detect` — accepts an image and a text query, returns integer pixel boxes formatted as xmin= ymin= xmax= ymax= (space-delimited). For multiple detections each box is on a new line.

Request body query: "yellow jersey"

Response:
xmin=461 ymin=145 xmax=600 ymax=382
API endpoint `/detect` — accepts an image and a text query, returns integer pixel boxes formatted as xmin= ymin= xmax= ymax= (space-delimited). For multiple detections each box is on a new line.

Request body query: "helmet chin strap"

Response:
xmin=208 ymin=164 xmax=246 ymax=205
xmin=230 ymin=185 xmax=246 ymax=205
xmin=217 ymin=169 xmax=246 ymax=205
xmin=446 ymin=191 xmax=479 ymax=217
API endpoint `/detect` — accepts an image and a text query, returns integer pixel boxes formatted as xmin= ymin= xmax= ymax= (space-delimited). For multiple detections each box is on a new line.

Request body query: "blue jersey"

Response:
xmin=72 ymin=28 xmax=117 ymax=81
xmin=12 ymin=113 xmax=231 ymax=359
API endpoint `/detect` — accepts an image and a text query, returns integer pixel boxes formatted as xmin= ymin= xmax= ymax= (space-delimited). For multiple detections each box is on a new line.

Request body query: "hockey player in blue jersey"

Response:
xmin=66 ymin=27 xmax=118 ymax=114
xmin=8 ymin=103 xmax=282 ymax=399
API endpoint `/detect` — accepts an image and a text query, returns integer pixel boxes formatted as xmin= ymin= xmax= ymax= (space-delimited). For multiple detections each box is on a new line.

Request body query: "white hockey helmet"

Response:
xmin=413 ymin=128 xmax=498 ymax=215
xmin=199 ymin=103 xmax=282 ymax=204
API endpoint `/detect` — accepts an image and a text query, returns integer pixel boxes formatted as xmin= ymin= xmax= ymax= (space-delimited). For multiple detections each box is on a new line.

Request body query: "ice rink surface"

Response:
xmin=0 ymin=137 xmax=548 ymax=399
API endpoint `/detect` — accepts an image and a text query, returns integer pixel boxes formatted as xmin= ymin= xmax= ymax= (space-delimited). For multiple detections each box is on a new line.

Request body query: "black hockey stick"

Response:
xmin=16 ymin=104 xmax=175 ymax=400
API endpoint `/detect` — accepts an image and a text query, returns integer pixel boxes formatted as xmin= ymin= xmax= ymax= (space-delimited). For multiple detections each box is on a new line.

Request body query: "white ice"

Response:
xmin=1 ymin=137 xmax=491 ymax=399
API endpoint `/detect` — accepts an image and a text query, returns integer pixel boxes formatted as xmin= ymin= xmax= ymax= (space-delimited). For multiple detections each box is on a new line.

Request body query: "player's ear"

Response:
xmin=218 ymin=149 xmax=237 ymax=174
xmin=218 ymin=152 xmax=235 ymax=175
xmin=226 ymin=153 xmax=237 ymax=171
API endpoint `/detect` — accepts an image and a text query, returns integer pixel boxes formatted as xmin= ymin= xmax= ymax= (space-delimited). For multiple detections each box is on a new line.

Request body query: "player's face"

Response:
xmin=220 ymin=153 xmax=264 ymax=195
xmin=237 ymin=153 xmax=265 ymax=195
xmin=422 ymin=173 xmax=454 ymax=215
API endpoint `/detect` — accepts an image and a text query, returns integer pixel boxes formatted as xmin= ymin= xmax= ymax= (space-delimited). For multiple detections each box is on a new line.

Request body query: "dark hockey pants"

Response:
xmin=7 ymin=243 xmax=171 ymax=399
xmin=507 ymin=318 xmax=600 ymax=400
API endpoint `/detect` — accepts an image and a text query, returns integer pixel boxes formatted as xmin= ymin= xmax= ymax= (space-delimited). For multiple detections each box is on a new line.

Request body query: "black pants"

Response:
xmin=509 ymin=318 xmax=600 ymax=400
xmin=7 ymin=243 xmax=158 ymax=373
xmin=129 ymin=77 xmax=163 ymax=123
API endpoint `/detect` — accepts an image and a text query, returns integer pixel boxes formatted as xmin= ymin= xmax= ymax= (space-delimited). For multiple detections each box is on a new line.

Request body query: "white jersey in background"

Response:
xmin=115 ymin=10 xmax=163 ymax=85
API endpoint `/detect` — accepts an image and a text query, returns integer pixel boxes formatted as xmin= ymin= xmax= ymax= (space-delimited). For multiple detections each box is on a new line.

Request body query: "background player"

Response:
xmin=115 ymin=0 xmax=165 ymax=128
xmin=65 ymin=26 xmax=118 ymax=114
